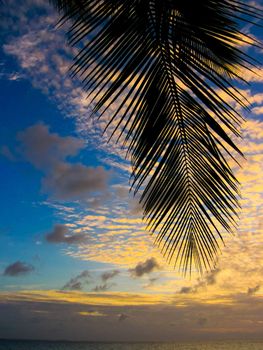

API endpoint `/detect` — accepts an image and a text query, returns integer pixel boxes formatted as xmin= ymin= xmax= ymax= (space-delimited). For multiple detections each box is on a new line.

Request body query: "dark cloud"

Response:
xmin=101 ymin=270 xmax=120 ymax=282
xmin=42 ymin=163 xmax=109 ymax=201
xmin=178 ymin=268 xmax=220 ymax=294
xmin=129 ymin=258 xmax=160 ymax=278
xmin=143 ymin=277 xmax=160 ymax=289
xmin=129 ymin=199 xmax=143 ymax=216
xmin=3 ymin=261 xmax=34 ymax=276
xmin=92 ymin=270 xmax=120 ymax=292
xmin=66 ymin=281 xmax=82 ymax=290
xmin=92 ymin=283 xmax=115 ymax=292
xmin=17 ymin=123 xmax=84 ymax=170
xmin=118 ymin=313 xmax=129 ymax=322
xmin=63 ymin=270 xmax=91 ymax=290
xmin=45 ymin=224 xmax=87 ymax=244
xmin=179 ymin=286 xmax=193 ymax=294
xmin=205 ymin=268 xmax=220 ymax=286
xmin=78 ymin=271 xmax=91 ymax=279
xmin=247 ymin=285 xmax=260 ymax=296
xmin=149 ymin=277 xmax=159 ymax=285
xmin=114 ymin=185 xmax=128 ymax=199
xmin=17 ymin=123 xmax=110 ymax=201
xmin=197 ymin=317 xmax=207 ymax=326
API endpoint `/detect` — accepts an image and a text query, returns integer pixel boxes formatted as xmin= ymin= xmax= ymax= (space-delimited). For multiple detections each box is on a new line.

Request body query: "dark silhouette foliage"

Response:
xmin=51 ymin=0 xmax=262 ymax=273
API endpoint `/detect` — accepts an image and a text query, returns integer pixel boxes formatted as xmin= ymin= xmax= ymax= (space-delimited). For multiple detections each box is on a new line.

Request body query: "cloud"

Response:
xmin=65 ymin=281 xmax=82 ymax=290
xmin=53 ymin=117 xmax=263 ymax=277
xmin=0 ymin=70 xmax=24 ymax=82
xmin=65 ymin=205 xmax=162 ymax=267
xmin=118 ymin=313 xmax=129 ymax=322
xmin=129 ymin=198 xmax=143 ymax=216
xmin=113 ymin=185 xmax=129 ymax=198
xmin=129 ymin=258 xmax=160 ymax=278
xmin=179 ymin=268 xmax=220 ymax=294
xmin=45 ymin=224 xmax=87 ymax=244
xmin=78 ymin=310 xmax=106 ymax=317
xmin=3 ymin=261 xmax=34 ymax=276
xmin=63 ymin=270 xmax=91 ymax=290
xmin=197 ymin=317 xmax=207 ymax=326
xmin=8 ymin=72 xmax=24 ymax=81
xmin=17 ymin=123 xmax=111 ymax=201
xmin=0 ymin=145 xmax=16 ymax=161
xmin=247 ymin=285 xmax=260 ymax=296
xmin=92 ymin=269 xmax=119 ymax=292
xmin=143 ymin=277 xmax=160 ymax=289
xmin=204 ymin=268 xmax=220 ymax=286
xmin=17 ymin=123 xmax=84 ymax=169
xmin=101 ymin=270 xmax=120 ymax=282
xmin=179 ymin=287 xmax=193 ymax=294
xmin=252 ymin=106 xmax=263 ymax=115
xmin=240 ymin=66 xmax=263 ymax=83
xmin=2 ymin=6 xmax=129 ymax=160
xmin=0 ymin=289 xmax=172 ymax=308
xmin=92 ymin=283 xmax=115 ymax=292
xmin=42 ymin=163 xmax=109 ymax=201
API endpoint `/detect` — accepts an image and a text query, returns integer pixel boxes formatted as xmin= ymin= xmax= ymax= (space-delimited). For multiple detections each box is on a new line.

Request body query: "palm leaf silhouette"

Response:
xmin=51 ymin=0 xmax=262 ymax=273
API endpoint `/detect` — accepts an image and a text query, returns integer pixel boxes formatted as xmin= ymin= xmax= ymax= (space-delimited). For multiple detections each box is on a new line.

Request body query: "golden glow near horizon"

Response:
xmin=0 ymin=290 xmax=174 ymax=306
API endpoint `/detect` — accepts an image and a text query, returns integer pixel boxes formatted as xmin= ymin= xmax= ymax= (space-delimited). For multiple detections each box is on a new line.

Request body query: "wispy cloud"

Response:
xmin=92 ymin=283 xmax=115 ymax=292
xmin=2 ymin=2 xmax=130 ymax=163
xmin=0 ymin=145 xmax=16 ymax=161
xmin=178 ymin=269 xmax=220 ymax=294
xmin=62 ymin=270 xmax=91 ymax=290
xmin=0 ymin=71 xmax=24 ymax=82
xmin=101 ymin=270 xmax=120 ymax=282
xmin=92 ymin=269 xmax=120 ymax=292
xmin=248 ymin=285 xmax=261 ymax=296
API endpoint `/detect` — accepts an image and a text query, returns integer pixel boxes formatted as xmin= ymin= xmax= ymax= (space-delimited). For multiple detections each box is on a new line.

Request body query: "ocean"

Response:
xmin=0 ymin=340 xmax=263 ymax=350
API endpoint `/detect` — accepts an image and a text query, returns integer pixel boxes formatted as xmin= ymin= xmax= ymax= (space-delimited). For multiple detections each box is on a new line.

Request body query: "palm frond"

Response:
xmin=51 ymin=0 xmax=262 ymax=274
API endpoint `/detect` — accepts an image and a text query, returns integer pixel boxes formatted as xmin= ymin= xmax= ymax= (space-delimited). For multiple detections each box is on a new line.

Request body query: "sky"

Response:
xmin=0 ymin=0 xmax=263 ymax=343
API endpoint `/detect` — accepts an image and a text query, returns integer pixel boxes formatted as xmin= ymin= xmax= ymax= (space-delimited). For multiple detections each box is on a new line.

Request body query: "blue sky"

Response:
xmin=0 ymin=0 xmax=263 ymax=342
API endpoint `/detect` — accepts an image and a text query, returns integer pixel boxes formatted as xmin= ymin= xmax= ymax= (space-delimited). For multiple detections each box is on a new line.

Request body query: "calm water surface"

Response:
xmin=0 ymin=340 xmax=263 ymax=350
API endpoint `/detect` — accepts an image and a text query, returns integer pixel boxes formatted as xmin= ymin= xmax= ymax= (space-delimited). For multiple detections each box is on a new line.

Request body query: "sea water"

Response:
xmin=0 ymin=340 xmax=263 ymax=350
